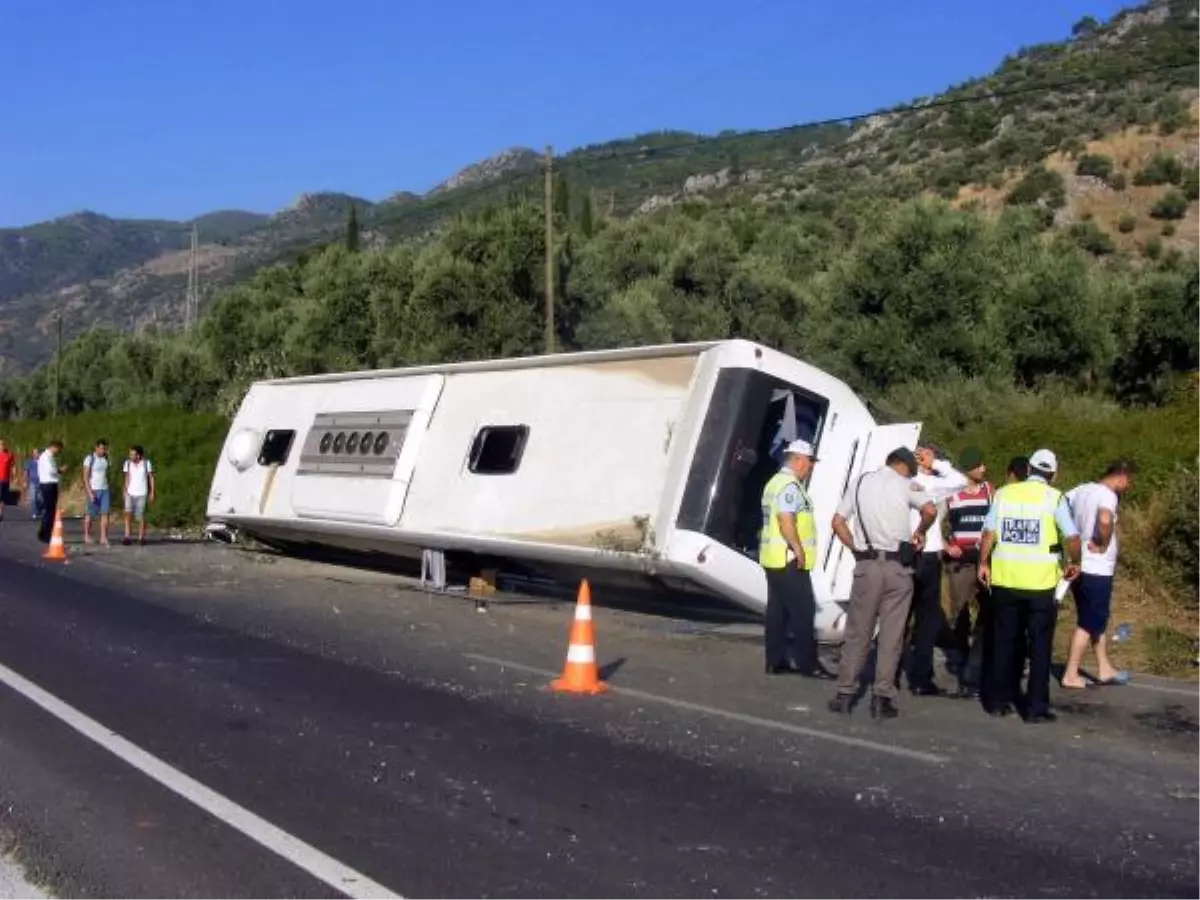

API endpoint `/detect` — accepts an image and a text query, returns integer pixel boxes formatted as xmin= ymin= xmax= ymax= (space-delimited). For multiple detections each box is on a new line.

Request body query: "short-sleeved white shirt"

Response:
xmin=124 ymin=458 xmax=154 ymax=498
xmin=1066 ymin=482 xmax=1120 ymax=576
xmin=84 ymin=453 xmax=109 ymax=491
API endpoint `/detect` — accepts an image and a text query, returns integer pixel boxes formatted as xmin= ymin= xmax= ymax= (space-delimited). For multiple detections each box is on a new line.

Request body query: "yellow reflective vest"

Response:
xmin=989 ymin=480 xmax=1064 ymax=591
xmin=759 ymin=471 xmax=817 ymax=571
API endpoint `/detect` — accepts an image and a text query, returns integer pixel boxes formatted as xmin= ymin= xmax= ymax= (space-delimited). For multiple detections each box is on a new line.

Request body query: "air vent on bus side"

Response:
xmin=295 ymin=410 xmax=412 ymax=478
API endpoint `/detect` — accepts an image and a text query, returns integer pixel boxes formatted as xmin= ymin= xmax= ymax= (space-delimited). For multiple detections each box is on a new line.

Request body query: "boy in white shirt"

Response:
xmin=122 ymin=444 xmax=156 ymax=546
xmin=1061 ymin=460 xmax=1136 ymax=688
xmin=83 ymin=439 xmax=111 ymax=546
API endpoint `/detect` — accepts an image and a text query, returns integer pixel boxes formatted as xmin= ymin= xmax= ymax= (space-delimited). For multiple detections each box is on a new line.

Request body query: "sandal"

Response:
xmin=1096 ymin=671 xmax=1130 ymax=686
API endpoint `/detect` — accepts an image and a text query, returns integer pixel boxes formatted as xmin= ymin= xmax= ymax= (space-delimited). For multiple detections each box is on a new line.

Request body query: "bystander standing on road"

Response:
xmin=36 ymin=441 xmax=65 ymax=544
xmin=759 ymin=439 xmax=824 ymax=678
xmin=83 ymin=439 xmax=112 ymax=546
xmin=903 ymin=442 xmax=967 ymax=695
xmin=978 ymin=449 xmax=1081 ymax=722
xmin=23 ymin=447 xmax=41 ymax=519
xmin=827 ymin=447 xmax=936 ymax=720
xmin=941 ymin=446 xmax=993 ymax=698
xmin=0 ymin=439 xmax=14 ymax=522
xmin=1060 ymin=460 xmax=1137 ymax=689
xmin=122 ymin=445 xmax=155 ymax=546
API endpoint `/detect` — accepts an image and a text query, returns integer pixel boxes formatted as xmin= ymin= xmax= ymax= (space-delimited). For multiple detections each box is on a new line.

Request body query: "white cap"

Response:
xmin=784 ymin=439 xmax=817 ymax=459
xmin=1029 ymin=448 xmax=1058 ymax=473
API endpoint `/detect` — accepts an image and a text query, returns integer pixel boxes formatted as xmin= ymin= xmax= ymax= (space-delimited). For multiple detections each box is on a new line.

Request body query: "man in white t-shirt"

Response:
xmin=83 ymin=439 xmax=112 ymax=546
xmin=1060 ymin=460 xmax=1136 ymax=689
xmin=122 ymin=444 xmax=156 ymax=546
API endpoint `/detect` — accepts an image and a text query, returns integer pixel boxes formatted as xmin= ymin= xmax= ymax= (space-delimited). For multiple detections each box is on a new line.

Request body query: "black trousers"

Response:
xmin=37 ymin=483 xmax=58 ymax=543
xmin=764 ymin=565 xmax=817 ymax=673
xmin=905 ymin=552 xmax=943 ymax=687
xmin=989 ymin=586 xmax=1056 ymax=716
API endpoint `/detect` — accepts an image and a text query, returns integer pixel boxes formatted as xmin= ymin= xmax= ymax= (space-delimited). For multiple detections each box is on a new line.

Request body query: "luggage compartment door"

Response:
xmin=291 ymin=375 xmax=445 ymax=526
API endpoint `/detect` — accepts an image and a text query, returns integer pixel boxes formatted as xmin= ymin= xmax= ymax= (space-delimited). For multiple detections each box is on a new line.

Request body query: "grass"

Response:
xmin=1 ymin=407 xmax=228 ymax=528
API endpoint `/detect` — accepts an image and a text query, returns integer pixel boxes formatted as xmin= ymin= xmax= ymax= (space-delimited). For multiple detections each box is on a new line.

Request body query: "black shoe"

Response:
xmin=985 ymin=704 xmax=1014 ymax=718
xmin=765 ymin=664 xmax=793 ymax=675
xmin=803 ymin=668 xmax=836 ymax=681
xmin=909 ymin=683 xmax=944 ymax=697
xmin=956 ymin=685 xmax=980 ymax=700
xmin=827 ymin=695 xmax=854 ymax=714
xmin=1026 ymin=710 xmax=1057 ymax=724
xmin=870 ymin=696 xmax=899 ymax=720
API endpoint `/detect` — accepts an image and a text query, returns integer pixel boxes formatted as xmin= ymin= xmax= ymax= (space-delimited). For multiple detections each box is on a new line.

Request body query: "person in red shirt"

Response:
xmin=940 ymin=446 xmax=993 ymax=698
xmin=0 ymin=440 xmax=14 ymax=522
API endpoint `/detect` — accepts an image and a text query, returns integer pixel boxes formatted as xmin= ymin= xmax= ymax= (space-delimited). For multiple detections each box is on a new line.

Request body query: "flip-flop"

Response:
xmin=1096 ymin=671 xmax=1130 ymax=686
xmin=1059 ymin=681 xmax=1089 ymax=690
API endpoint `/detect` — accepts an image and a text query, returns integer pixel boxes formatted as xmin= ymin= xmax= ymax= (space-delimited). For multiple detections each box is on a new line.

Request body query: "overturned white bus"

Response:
xmin=206 ymin=339 xmax=921 ymax=641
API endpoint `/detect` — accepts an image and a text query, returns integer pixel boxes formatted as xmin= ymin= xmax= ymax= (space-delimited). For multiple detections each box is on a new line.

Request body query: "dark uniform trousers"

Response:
xmin=37 ymin=483 xmax=58 ymax=543
xmin=988 ymin=586 xmax=1056 ymax=716
xmin=764 ymin=565 xmax=817 ymax=673
xmin=905 ymin=551 xmax=943 ymax=688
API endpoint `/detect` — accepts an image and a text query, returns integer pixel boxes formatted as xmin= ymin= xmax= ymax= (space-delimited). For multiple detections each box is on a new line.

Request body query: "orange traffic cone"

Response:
xmin=550 ymin=580 xmax=608 ymax=694
xmin=43 ymin=508 xmax=67 ymax=562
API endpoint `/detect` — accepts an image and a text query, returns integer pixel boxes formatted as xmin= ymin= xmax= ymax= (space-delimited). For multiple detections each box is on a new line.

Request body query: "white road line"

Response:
xmin=0 ymin=661 xmax=402 ymax=900
xmin=1122 ymin=680 xmax=1198 ymax=698
xmin=464 ymin=653 xmax=949 ymax=765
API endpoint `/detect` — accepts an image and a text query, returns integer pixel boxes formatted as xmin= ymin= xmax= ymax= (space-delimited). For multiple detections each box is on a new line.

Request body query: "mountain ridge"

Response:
xmin=0 ymin=0 xmax=1195 ymax=374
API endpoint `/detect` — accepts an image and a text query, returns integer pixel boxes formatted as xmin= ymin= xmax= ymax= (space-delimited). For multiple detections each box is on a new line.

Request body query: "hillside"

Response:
xmin=0 ymin=0 xmax=1196 ymax=377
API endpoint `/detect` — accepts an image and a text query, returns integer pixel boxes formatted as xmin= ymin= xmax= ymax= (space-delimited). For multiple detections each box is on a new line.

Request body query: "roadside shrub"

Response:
xmin=1117 ymin=213 xmax=1138 ymax=233
xmin=1150 ymin=189 xmax=1189 ymax=220
xmin=1068 ymin=221 xmax=1115 ymax=255
xmin=1161 ymin=222 xmax=1177 ymax=237
xmin=1075 ymin=153 xmax=1114 ymax=180
xmin=1134 ymin=152 xmax=1184 ymax=186
xmin=1006 ymin=166 xmax=1066 ymax=208
xmin=1156 ymin=466 xmax=1200 ymax=598
xmin=1144 ymin=235 xmax=1163 ymax=259
xmin=1181 ymin=167 xmax=1199 ymax=201
xmin=1109 ymin=172 xmax=1128 ymax=191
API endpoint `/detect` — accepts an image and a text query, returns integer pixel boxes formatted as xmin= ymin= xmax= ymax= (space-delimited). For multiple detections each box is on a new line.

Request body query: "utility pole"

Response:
xmin=185 ymin=224 xmax=199 ymax=329
xmin=53 ymin=312 xmax=62 ymax=419
xmin=543 ymin=144 xmax=555 ymax=355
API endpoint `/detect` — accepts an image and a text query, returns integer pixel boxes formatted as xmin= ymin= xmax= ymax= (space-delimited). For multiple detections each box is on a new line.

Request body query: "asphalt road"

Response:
xmin=0 ymin=519 xmax=1196 ymax=898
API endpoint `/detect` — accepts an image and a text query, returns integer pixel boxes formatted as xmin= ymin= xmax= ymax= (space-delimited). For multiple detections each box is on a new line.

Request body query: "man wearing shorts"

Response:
xmin=122 ymin=445 xmax=155 ymax=546
xmin=0 ymin=439 xmax=14 ymax=522
xmin=83 ymin=439 xmax=112 ymax=546
xmin=1060 ymin=460 xmax=1136 ymax=689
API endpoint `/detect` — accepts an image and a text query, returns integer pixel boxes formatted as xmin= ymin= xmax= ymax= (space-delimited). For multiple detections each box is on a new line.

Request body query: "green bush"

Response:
xmin=1150 ymin=189 xmax=1189 ymax=220
xmin=1068 ymin=220 xmax=1115 ymax=255
xmin=1161 ymin=222 xmax=1177 ymax=237
xmin=1134 ymin=152 xmax=1184 ymax=186
xmin=1156 ymin=466 xmax=1199 ymax=597
xmin=1074 ymin=153 xmax=1114 ymax=179
xmin=0 ymin=407 xmax=227 ymax=528
xmin=1181 ymin=167 xmax=1199 ymax=201
xmin=1117 ymin=213 xmax=1138 ymax=233
xmin=1006 ymin=166 xmax=1066 ymax=208
xmin=1109 ymin=172 xmax=1128 ymax=191
xmin=1144 ymin=235 xmax=1163 ymax=259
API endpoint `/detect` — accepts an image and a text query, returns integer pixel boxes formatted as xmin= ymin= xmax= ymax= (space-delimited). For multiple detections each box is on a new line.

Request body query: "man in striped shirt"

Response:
xmin=940 ymin=446 xmax=993 ymax=697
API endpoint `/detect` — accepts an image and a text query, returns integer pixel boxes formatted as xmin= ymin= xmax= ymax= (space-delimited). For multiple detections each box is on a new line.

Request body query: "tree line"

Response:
xmin=3 ymin=191 xmax=1195 ymax=423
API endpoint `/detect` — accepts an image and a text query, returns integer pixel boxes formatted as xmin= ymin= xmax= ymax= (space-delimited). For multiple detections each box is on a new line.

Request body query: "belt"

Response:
xmin=853 ymin=549 xmax=905 ymax=562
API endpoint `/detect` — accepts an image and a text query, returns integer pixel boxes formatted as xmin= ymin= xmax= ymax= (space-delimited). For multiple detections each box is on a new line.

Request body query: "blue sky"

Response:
xmin=1 ymin=0 xmax=1131 ymax=226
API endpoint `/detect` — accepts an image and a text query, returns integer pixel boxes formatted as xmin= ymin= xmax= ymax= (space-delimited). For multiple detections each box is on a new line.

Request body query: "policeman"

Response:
xmin=759 ymin=439 xmax=821 ymax=677
xmin=977 ymin=448 xmax=1081 ymax=722
xmin=827 ymin=447 xmax=936 ymax=719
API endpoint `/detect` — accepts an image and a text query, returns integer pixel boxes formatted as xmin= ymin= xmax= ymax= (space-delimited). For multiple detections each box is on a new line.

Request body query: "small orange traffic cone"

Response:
xmin=551 ymin=580 xmax=608 ymax=694
xmin=43 ymin=508 xmax=67 ymax=562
